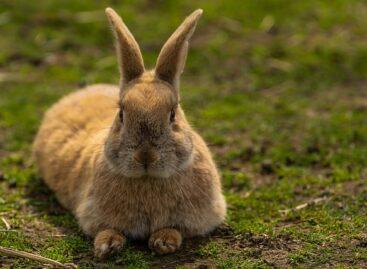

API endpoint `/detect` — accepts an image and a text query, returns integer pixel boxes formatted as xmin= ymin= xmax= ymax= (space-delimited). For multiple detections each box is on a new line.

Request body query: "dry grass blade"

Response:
xmin=1 ymin=217 xmax=11 ymax=230
xmin=0 ymin=246 xmax=77 ymax=268
xmin=279 ymin=197 xmax=329 ymax=214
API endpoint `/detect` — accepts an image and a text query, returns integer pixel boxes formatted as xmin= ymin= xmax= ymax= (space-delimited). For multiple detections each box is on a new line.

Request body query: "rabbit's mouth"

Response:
xmin=128 ymin=166 xmax=172 ymax=179
xmin=145 ymin=168 xmax=171 ymax=179
xmin=118 ymin=162 xmax=177 ymax=179
xmin=127 ymin=147 xmax=194 ymax=179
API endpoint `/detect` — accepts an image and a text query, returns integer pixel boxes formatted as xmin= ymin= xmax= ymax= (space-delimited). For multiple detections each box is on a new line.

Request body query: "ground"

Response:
xmin=1 ymin=0 xmax=367 ymax=268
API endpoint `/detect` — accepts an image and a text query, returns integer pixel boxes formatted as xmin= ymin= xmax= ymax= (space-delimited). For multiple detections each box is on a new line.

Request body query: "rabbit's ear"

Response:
xmin=155 ymin=9 xmax=203 ymax=92
xmin=105 ymin=8 xmax=145 ymax=87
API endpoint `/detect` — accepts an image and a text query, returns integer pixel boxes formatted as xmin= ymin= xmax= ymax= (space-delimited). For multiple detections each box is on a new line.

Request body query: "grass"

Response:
xmin=1 ymin=0 xmax=367 ymax=267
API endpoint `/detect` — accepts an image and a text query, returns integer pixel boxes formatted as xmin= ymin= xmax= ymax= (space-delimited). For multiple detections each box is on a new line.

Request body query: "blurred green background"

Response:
xmin=1 ymin=0 xmax=367 ymax=268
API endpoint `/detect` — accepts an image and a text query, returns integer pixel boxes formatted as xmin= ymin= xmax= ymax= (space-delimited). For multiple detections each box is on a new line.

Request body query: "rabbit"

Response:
xmin=32 ymin=7 xmax=226 ymax=258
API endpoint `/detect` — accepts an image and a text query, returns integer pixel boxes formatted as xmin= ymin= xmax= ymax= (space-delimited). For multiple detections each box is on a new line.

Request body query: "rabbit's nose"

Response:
xmin=133 ymin=148 xmax=158 ymax=169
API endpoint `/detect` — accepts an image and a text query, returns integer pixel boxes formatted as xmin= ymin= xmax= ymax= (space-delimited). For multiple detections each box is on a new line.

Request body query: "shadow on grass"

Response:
xmin=24 ymin=176 xmax=77 ymax=229
xmin=22 ymin=176 xmax=94 ymax=262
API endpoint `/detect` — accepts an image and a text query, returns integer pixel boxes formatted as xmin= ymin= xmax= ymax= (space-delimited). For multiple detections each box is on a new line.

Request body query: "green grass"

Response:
xmin=1 ymin=0 xmax=367 ymax=268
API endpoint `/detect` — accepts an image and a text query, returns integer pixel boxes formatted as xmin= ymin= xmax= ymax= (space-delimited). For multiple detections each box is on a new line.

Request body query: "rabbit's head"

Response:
xmin=104 ymin=8 xmax=202 ymax=178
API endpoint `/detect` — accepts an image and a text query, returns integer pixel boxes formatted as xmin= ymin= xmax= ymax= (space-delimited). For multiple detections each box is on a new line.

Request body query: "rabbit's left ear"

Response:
xmin=105 ymin=8 xmax=145 ymax=88
xmin=155 ymin=9 xmax=203 ymax=93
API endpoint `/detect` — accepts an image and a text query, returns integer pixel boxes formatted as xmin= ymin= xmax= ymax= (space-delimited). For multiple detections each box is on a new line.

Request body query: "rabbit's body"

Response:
xmin=33 ymin=8 xmax=226 ymax=258
xmin=34 ymin=83 xmax=225 ymax=239
xmin=33 ymin=85 xmax=118 ymax=211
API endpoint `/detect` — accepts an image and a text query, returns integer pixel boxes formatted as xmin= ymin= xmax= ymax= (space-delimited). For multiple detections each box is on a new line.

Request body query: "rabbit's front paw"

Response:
xmin=148 ymin=228 xmax=182 ymax=255
xmin=94 ymin=229 xmax=126 ymax=259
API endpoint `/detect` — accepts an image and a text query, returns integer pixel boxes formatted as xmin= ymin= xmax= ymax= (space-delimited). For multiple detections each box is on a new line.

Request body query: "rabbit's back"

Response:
xmin=33 ymin=84 xmax=119 ymax=210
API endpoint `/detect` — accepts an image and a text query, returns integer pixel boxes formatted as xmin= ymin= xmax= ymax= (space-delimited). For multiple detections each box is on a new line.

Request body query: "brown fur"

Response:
xmin=94 ymin=229 xmax=126 ymax=259
xmin=32 ymin=8 xmax=226 ymax=257
xmin=149 ymin=228 xmax=182 ymax=254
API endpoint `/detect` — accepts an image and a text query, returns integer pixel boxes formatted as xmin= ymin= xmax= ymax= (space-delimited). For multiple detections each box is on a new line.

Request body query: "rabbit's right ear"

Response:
xmin=155 ymin=9 xmax=203 ymax=94
xmin=105 ymin=8 xmax=145 ymax=88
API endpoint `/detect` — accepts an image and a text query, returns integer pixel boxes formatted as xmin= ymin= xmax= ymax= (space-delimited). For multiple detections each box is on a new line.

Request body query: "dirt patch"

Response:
xmin=262 ymin=249 xmax=290 ymax=267
xmin=207 ymin=225 xmax=300 ymax=268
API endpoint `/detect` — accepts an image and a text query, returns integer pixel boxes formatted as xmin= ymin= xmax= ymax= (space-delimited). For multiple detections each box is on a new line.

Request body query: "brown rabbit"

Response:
xmin=32 ymin=7 xmax=226 ymax=258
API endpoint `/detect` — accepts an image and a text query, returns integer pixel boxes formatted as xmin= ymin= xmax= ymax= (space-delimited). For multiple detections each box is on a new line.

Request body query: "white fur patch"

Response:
xmin=100 ymin=243 xmax=109 ymax=253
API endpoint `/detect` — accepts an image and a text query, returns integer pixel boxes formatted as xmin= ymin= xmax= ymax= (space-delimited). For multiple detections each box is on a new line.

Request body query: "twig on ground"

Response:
xmin=0 ymin=229 xmax=18 ymax=232
xmin=51 ymin=234 xmax=67 ymax=237
xmin=0 ymin=246 xmax=77 ymax=268
xmin=279 ymin=197 xmax=329 ymax=214
xmin=1 ymin=217 xmax=11 ymax=230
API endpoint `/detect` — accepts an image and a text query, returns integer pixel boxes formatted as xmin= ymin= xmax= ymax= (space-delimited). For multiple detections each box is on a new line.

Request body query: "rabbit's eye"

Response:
xmin=119 ymin=109 xmax=124 ymax=123
xmin=170 ymin=109 xmax=176 ymax=123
